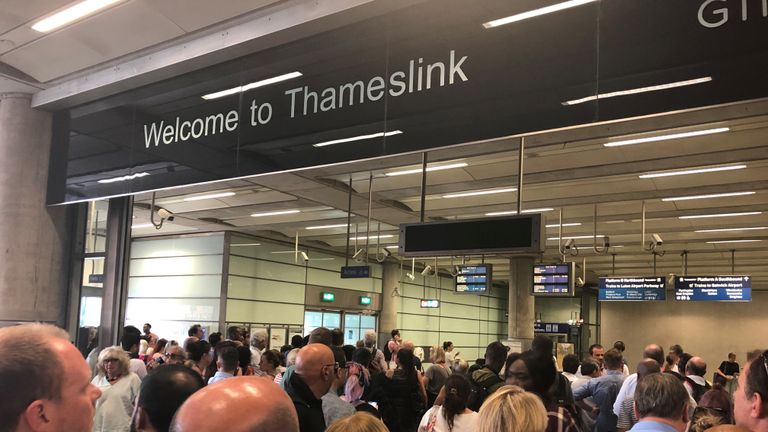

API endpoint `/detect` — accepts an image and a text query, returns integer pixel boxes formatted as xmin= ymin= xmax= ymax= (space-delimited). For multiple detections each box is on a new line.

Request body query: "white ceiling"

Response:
xmin=130 ymin=99 xmax=768 ymax=289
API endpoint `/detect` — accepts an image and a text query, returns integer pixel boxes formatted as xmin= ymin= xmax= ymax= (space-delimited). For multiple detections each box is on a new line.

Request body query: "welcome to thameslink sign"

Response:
xmin=142 ymin=51 xmax=469 ymax=149
xmin=50 ymin=0 xmax=768 ymax=204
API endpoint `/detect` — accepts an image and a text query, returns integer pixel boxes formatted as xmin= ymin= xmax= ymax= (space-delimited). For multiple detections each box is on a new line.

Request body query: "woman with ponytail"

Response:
xmin=371 ymin=347 xmax=427 ymax=432
xmin=418 ymin=374 xmax=478 ymax=432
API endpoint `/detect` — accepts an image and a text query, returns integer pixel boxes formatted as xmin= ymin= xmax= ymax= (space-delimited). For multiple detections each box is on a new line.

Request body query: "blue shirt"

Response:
xmin=574 ymin=369 xmax=625 ymax=431
xmin=627 ymin=420 xmax=679 ymax=432
xmin=207 ymin=371 xmax=234 ymax=385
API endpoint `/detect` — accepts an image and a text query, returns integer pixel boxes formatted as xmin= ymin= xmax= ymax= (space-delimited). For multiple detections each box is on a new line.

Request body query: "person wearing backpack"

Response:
xmin=467 ymin=342 xmax=507 ymax=411
xmin=383 ymin=329 xmax=401 ymax=366
xmin=573 ymin=348 xmax=626 ymax=432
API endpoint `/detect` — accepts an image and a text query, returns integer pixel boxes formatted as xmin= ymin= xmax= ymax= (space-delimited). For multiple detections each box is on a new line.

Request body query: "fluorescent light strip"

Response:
xmin=183 ymin=192 xmax=236 ymax=202
xmin=385 ymin=162 xmax=468 ymax=177
xmin=679 ymin=212 xmax=762 ymax=219
xmin=271 ymin=251 xmax=299 ymax=254
xmin=231 ymin=243 xmax=262 ymax=247
xmin=604 ymin=127 xmax=729 ymax=148
xmin=443 ymin=187 xmax=517 ymax=199
xmin=482 ymin=0 xmax=597 ymax=28
xmin=385 ymin=245 xmax=399 ymax=249
xmin=486 ymin=208 xmax=555 ymax=216
xmin=98 ymin=172 xmax=149 ymax=184
xmin=565 ymin=77 xmax=713 ymax=106
xmin=32 ymin=0 xmax=122 ymax=32
xmin=307 ymin=257 xmax=336 ymax=261
xmin=706 ymin=239 xmax=763 ymax=244
xmin=639 ymin=164 xmax=747 ymax=179
xmin=546 ymin=223 xmax=583 ymax=228
xmin=313 ymin=130 xmax=403 ymax=148
xmin=202 ymin=72 xmax=303 ymax=100
xmin=547 ymin=235 xmax=604 ymax=240
xmin=131 ymin=223 xmax=154 ymax=229
xmin=662 ymin=191 xmax=755 ymax=202
xmin=350 ymin=235 xmax=394 ymax=241
xmin=250 ymin=209 xmax=300 ymax=217
xmin=306 ymin=224 xmax=349 ymax=230
xmin=696 ymin=227 xmax=767 ymax=233
xmin=84 ymin=256 xmax=105 ymax=260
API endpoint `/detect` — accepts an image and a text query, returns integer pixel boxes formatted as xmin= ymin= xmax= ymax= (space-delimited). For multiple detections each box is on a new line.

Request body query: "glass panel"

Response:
xmin=84 ymin=200 xmax=109 ymax=254
xmin=304 ymin=311 xmax=323 ymax=335
xmin=322 ymin=312 xmax=341 ymax=330
xmin=77 ymin=200 xmax=108 ymax=357
xmin=361 ymin=315 xmax=377 ymax=333
xmin=344 ymin=313 xmax=361 ymax=346
xmin=79 ymin=296 xmax=102 ymax=327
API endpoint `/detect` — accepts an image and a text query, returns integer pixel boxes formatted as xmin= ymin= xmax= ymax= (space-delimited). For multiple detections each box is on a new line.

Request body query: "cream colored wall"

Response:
xmin=601 ymin=291 xmax=768 ymax=373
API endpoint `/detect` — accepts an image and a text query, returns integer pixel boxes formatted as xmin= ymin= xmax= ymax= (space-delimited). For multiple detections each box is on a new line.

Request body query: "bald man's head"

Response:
xmin=643 ymin=344 xmax=664 ymax=365
xmin=686 ymin=356 xmax=707 ymax=378
xmin=171 ymin=377 xmax=298 ymax=432
xmin=295 ymin=344 xmax=335 ymax=399
xmin=637 ymin=358 xmax=661 ymax=381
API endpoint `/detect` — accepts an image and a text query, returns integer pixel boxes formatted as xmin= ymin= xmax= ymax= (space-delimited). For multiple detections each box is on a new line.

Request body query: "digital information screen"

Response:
xmin=674 ymin=276 xmax=752 ymax=302
xmin=598 ymin=277 xmax=666 ymax=301
xmin=532 ymin=263 xmax=574 ymax=296
xmin=455 ymin=264 xmax=492 ymax=293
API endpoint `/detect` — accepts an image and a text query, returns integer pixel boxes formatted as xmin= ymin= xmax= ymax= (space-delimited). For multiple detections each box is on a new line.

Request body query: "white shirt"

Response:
xmin=92 ymin=373 xmax=141 ymax=432
xmin=613 ymin=373 xmax=638 ymax=416
xmin=129 ymin=358 xmax=147 ymax=380
xmin=419 ymin=406 xmax=479 ymax=432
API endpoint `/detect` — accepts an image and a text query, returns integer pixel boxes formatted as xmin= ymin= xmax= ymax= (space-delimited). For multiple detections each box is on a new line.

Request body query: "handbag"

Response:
xmin=419 ymin=407 xmax=439 ymax=432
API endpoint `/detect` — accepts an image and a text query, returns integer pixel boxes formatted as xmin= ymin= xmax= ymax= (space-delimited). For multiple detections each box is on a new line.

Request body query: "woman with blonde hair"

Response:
xmin=476 ymin=385 xmax=548 ymax=432
xmin=425 ymin=346 xmax=452 ymax=407
xmin=326 ymin=412 xmax=389 ymax=432
xmin=91 ymin=346 xmax=141 ymax=432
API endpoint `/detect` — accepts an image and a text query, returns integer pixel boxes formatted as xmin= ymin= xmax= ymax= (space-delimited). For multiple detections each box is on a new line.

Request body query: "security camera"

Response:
xmin=652 ymin=233 xmax=663 ymax=246
xmin=353 ymin=249 xmax=366 ymax=262
xmin=406 ymin=272 xmax=416 ymax=281
xmin=382 ymin=248 xmax=392 ymax=258
xmin=157 ymin=208 xmax=175 ymax=221
xmin=564 ymin=238 xmax=576 ymax=249
xmin=300 ymin=251 xmax=309 ymax=262
xmin=421 ymin=265 xmax=433 ymax=276
xmin=576 ymin=276 xmax=585 ymax=287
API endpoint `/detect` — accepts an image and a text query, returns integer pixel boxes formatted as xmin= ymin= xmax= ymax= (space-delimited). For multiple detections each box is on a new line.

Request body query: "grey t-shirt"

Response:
xmin=322 ymin=391 xmax=356 ymax=427
xmin=425 ymin=364 xmax=451 ymax=395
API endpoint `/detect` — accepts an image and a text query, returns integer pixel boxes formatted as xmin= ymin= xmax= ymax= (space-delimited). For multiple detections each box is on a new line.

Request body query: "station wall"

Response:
xmin=601 ymin=292 xmax=768 ymax=374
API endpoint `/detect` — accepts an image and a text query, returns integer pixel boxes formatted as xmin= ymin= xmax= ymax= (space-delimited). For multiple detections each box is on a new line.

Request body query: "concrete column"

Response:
xmin=507 ymin=257 xmax=535 ymax=352
xmin=0 ymin=93 xmax=71 ymax=325
xmin=379 ymin=262 xmax=400 ymax=346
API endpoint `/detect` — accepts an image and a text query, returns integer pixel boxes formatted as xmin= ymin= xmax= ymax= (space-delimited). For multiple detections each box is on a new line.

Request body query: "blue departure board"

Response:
xmin=598 ymin=277 xmax=666 ymax=301
xmin=674 ymin=276 xmax=752 ymax=301
xmin=532 ymin=263 xmax=574 ymax=296
xmin=455 ymin=264 xmax=492 ymax=293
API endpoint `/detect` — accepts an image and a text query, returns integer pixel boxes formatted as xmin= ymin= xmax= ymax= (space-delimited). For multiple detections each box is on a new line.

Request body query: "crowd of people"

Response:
xmin=1 ymin=322 xmax=767 ymax=432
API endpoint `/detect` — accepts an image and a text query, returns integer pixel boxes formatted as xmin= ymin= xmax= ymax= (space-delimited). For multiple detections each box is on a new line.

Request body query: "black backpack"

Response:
xmin=467 ymin=370 xmax=504 ymax=411
xmin=383 ymin=342 xmax=392 ymax=363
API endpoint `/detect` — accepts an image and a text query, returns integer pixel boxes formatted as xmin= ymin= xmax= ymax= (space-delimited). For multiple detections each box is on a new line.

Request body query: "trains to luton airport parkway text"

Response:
xmin=143 ymin=50 xmax=469 ymax=149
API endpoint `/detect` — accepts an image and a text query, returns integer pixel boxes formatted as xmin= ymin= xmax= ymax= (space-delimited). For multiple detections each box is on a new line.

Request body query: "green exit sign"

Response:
xmin=321 ymin=292 xmax=335 ymax=302
xmin=359 ymin=296 xmax=372 ymax=306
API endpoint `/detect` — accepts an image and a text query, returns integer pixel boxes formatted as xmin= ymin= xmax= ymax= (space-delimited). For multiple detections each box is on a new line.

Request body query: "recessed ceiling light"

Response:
xmin=313 ymin=130 xmax=403 ymax=148
xmin=202 ymin=72 xmax=303 ymax=100
xmin=131 ymin=223 xmax=154 ymax=229
xmin=485 ymin=208 xmax=555 ymax=216
xmin=350 ymin=235 xmax=394 ymax=241
xmin=639 ymin=164 xmax=747 ymax=178
xmin=545 ymin=223 xmax=583 ymax=228
xmin=695 ymin=227 xmax=767 ymax=233
xmin=482 ymin=0 xmax=597 ymax=28
xmin=183 ymin=192 xmax=236 ymax=202
xmin=706 ymin=239 xmax=763 ymax=244
xmin=385 ymin=162 xmax=468 ymax=177
xmin=97 ymin=172 xmax=149 ymax=184
xmin=604 ymin=127 xmax=729 ymax=147
xmin=32 ymin=0 xmax=122 ymax=32
xmin=547 ymin=235 xmax=603 ymax=241
xmin=565 ymin=77 xmax=713 ymax=107
xmin=442 ymin=187 xmax=517 ymax=199
xmin=250 ymin=209 xmax=300 ymax=217
xmin=306 ymin=224 xmax=349 ymax=230
xmin=679 ymin=212 xmax=762 ymax=219
xmin=661 ymin=191 xmax=755 ymax=202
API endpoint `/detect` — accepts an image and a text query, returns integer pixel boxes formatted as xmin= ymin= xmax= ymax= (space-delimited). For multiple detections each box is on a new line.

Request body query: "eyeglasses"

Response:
xmin=323 ymin=362 xmax=340 ymax=373
xmin=761 ymin=350 xmax=768 ymax=377
xmin=103 ymin=358 xmax=119 ymax=363
xmin=165 ymin=352 xmax=183 ymax=359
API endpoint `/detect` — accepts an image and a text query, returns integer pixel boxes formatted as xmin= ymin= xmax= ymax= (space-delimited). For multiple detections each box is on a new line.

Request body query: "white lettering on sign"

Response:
xmin=284 ymin=50 xmax=469 ymax=119
xmin=699 ymin=0 xmax=767 ymax=28
xmin=142 ymin=49 xmax=469 ymax=149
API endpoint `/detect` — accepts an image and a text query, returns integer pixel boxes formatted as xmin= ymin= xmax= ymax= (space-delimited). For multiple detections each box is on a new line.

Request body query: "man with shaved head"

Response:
xmin=684 ymin=356 xmax=710 ymax=404
xmin=171 ymin=376 xmax=298 ymax=432
xmin=285 ymin=343 xmax=336 ymax=432
xmin=613 ymin=344 xmax=665 ymax=416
